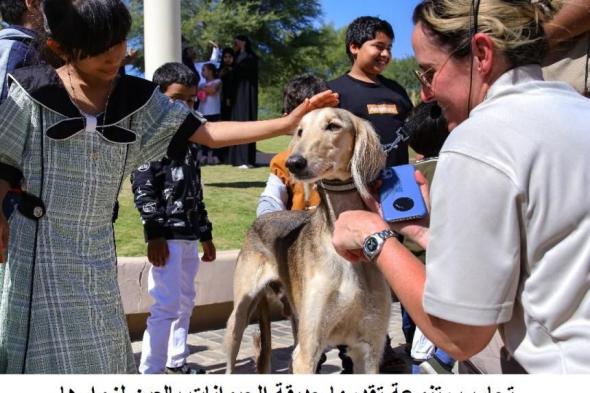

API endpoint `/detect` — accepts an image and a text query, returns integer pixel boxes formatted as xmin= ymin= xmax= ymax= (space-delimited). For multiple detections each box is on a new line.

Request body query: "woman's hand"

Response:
xmin=332 ymin=210 xmax=389 ymax=263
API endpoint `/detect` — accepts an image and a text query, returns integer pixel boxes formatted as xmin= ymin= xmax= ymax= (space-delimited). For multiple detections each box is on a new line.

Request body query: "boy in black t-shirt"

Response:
xmin=328 ymin=16 xmax=412 ymax=168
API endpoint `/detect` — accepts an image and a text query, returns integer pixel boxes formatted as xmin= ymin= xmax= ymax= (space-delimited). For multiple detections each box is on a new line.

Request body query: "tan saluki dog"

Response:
xmin=224 ymin=108 xmax=390 ymax=373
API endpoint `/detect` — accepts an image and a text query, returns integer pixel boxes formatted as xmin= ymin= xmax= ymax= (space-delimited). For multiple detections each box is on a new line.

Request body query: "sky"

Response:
xmin=319 ymin=0 xmax=422 ymax=59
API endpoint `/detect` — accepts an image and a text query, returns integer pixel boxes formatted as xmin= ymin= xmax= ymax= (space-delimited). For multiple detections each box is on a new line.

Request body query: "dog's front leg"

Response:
xmin=347 ymin=340 xmax=383 ymax=374
xmin=291 ymin=341 xmax=323 ymax=374
xmin=291 ymin=294 xmax=329 ymax=373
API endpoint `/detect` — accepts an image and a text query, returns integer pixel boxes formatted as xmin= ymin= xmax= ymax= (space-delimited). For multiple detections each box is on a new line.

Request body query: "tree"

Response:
xmin=383 ymin=56 xmax=420 ymax=103
xmin=127 ymin=0 xmax=419 ymax=115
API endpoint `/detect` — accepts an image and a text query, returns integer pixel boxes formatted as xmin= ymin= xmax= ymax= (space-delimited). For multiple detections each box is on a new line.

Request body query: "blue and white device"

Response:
xmin=379 ymin=164 xmax=428 ymax=222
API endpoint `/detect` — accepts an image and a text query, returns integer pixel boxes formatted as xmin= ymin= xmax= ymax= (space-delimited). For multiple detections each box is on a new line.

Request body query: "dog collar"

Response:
xmin=317 ymin=179 xmax=356 ymax=193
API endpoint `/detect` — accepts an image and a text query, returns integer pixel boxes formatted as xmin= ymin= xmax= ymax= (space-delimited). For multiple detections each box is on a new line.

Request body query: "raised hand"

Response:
xmin=286 ymin=90 xmax=339 ymax=129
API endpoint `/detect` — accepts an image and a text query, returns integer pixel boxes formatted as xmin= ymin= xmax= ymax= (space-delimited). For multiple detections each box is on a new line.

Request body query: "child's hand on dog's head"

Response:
xmin=286 ymin=90 xmax=339 ymax=133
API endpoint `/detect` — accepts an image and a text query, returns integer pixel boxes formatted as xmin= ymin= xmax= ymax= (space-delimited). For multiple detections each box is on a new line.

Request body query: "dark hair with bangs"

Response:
xmin=152 ymin=62 xmax=200 ymax=92
xmin=282 ymin=74 xmax=328 ymax=114
xmin=234 ymin=34 xmax=258 ymax=59
xmin=0 ymin=0 xmax=27 ymax=25
xmin=406 ymin=101 xmax=448 ymax=158
xmin=201 ymin=62 xmax=218 ymax=79
xmin=43 ymin=0 xmax=131 ymax=60
xmin=345 ymin=16 xmax=394 ymax=63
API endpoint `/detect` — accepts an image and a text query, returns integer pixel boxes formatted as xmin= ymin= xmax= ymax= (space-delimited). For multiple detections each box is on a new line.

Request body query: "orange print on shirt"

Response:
xmin=367 ymin=104 xmax=398 ymax=115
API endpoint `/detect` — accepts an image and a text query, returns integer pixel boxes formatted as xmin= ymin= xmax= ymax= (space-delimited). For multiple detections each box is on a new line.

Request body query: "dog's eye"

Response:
xmin=297 ymin=128 xmax=303 ymax=137
xmin=325 ymin=122 xmax=341 ymax=131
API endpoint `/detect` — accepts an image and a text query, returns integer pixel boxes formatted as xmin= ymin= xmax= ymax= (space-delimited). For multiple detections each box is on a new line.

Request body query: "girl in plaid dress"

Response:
xmin=0 ymin=0 xmax=336 ymax=373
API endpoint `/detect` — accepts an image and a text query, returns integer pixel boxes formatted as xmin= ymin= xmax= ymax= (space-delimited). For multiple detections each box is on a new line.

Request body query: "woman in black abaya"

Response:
xmin=228 ymin=35 xmax=258 ymax=168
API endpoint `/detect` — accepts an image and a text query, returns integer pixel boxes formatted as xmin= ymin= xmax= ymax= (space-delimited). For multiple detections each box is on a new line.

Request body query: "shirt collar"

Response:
xmin=484 ymin=64 xmax=544 ymax=102
xmin=8 ymin=63 xmax=158 ymax=125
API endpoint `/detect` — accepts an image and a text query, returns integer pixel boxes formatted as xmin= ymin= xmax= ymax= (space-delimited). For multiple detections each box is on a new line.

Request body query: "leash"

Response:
xmin=381 ymin=125 xmax=410 ymax=154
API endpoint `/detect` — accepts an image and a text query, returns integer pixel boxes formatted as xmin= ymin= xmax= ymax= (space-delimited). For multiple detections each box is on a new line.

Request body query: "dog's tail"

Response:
xmin=253 ymin=294 xmax=272 ymax=373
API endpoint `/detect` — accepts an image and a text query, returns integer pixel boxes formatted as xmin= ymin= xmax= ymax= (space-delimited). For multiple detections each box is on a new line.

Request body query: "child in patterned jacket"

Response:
xmin=132 ymin=62 xmax=215 ymax=374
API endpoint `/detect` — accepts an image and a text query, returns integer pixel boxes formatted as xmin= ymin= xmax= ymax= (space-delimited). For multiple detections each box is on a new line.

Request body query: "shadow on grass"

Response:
xmin=206 ymin=181 xmax=266 ymax=188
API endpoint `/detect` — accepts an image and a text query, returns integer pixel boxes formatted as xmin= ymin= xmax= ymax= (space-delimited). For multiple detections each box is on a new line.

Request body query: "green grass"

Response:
xmin=115 ymin=181 xmax=146 ymax=256
xmin=114 ymin=136 xmax=290 ymax=256
xmin=256 ymin=135 xmax=292 ymax=153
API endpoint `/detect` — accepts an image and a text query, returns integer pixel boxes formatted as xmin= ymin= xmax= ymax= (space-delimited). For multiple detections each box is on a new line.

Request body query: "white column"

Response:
xmin=143 ymin=0 xmax=182 ymax=81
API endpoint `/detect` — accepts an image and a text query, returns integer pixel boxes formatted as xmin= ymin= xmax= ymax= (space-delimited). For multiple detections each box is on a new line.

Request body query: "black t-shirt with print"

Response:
xmin=328 ymin=73 xmax=413 ymax=167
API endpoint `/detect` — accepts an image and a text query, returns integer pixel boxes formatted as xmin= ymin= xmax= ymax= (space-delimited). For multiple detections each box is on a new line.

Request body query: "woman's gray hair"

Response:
xmin=413 ymin=0 xmax=563 ymax=67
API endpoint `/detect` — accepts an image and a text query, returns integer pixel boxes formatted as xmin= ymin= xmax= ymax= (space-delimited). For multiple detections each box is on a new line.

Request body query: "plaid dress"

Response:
xmin=0 ymin=65 xmax=204 ymax=373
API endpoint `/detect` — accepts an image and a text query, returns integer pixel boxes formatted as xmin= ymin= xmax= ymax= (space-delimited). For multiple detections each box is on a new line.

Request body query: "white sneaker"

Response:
xmin=238 ymin=164 xmax=250 ymax=169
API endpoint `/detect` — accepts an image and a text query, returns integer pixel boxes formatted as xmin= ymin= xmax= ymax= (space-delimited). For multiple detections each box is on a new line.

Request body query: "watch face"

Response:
xmin=365 ymin=237 xmax=378 ymax=252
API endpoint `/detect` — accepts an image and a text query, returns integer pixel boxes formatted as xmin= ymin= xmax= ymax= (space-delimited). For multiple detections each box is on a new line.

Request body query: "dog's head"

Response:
xmin=286 ymin=107 xmax=386 ymax=198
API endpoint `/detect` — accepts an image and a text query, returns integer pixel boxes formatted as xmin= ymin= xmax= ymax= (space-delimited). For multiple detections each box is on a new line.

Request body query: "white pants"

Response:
xmin=139 ymin=240 xmax=200 ymax=374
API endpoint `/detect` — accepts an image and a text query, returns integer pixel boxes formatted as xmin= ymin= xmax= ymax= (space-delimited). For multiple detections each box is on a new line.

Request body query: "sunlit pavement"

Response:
xmin=131 ymin=303 xmax=411 ymax=374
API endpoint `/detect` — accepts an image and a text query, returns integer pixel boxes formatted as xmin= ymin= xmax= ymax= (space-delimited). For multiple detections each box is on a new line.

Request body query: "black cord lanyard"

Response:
xmin=467 ymin=0 xmax=481 ymax=115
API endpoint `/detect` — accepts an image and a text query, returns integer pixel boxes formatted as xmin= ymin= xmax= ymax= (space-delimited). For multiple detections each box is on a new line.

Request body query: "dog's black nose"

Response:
xmin=286 ymin=154 xmax=307 ymax=174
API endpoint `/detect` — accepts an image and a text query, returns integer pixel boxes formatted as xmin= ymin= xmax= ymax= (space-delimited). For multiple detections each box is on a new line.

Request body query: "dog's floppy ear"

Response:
xmin=349 ymin=114 xmax=386 ymax=199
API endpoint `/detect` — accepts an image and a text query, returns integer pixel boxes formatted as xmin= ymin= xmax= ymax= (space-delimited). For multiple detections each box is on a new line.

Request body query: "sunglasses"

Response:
xmin=413 ymin=50 xmax=458 ymax=91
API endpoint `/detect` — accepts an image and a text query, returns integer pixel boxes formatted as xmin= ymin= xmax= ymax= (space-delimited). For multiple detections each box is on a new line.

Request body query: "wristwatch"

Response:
xmin=362 ymin=229 xmax=397 ymax=262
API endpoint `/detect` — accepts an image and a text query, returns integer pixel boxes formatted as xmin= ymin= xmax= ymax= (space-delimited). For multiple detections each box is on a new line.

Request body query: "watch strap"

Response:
xmin=375 ymin=228 xmax=396 ymax=242
xmin=363 ymin=228 xmax=397 ymax=261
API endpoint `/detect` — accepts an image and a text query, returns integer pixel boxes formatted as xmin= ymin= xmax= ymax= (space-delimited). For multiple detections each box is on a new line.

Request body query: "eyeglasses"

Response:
xmin=413 ymin=68 xmax=435 ymax=91
xmin=413 ymin=50 xmax=457 ymax=92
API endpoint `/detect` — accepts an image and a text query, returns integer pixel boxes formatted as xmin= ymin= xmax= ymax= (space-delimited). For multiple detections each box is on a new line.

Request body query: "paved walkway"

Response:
xmin=131 ymin=303 xmax=412 ymax=374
